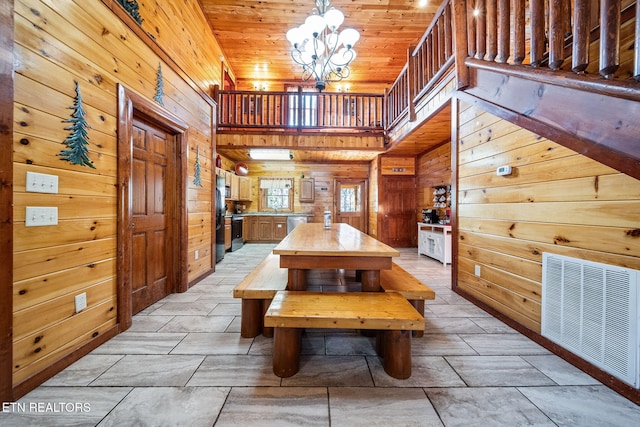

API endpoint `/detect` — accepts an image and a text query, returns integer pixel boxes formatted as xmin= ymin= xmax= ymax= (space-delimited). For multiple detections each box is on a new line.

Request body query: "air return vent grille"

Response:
xmin=542 ymin=253 xmax=639 ymax=388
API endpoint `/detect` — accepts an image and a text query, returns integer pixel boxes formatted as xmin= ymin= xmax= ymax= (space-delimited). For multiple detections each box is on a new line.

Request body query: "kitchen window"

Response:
xmin=258 ymin=178 xmax=294 ymax=212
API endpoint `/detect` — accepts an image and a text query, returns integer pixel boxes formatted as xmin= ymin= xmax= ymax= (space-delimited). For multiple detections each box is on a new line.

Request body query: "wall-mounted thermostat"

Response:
xmin=496 ymin=165 xmax=513 ymax=176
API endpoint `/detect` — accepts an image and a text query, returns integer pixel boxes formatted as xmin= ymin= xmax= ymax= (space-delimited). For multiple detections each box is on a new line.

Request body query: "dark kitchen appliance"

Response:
xmin=422 ymin=209 xmax=439 ymax=224
xmin=231 ymin=216 xmax=244 ymax=251
xmin=215 ymin=175 xmax=225 ymax=263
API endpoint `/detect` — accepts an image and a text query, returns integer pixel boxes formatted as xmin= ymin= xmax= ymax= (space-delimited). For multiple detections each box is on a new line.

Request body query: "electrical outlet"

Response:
xmin=474 ymin=265 xmax=481 ymax=276
xmin=26 ymin=171 xmax=59 ymax=194
xmin=74 ymin=293 xmax=87 ymax=313
xmin=25 ymin=207 xmax=58 ymax=226
xmin=194 ymin=250 xmax=199 ymax=260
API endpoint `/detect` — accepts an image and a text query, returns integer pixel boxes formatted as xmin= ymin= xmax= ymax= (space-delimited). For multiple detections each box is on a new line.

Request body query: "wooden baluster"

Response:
xmin=466 ymin=1 xmax=476 ymax=58
xmin=486 ymin=0 xmax=497 ymax=61
xmin=513 ymin=0 xmax=526 ymax=64
xmin=475 ymin=0 xmax=486 ymax=59
xmin=407 ymin=46 xmax=416 ymax=122
xmin=634 ymin=0 xmax=639 ymax=80
xmin=549 ymin=0 xmax=567 ymax=69
xmin=572 ymin=0 xmax=591 ymax=73
xmin=599 ymin=0 xmax=621 ymax=78
xmin=529 ymin=0 xmax=545 ymax=67
xmin=444 ymin=4 xmax=453 ymax=59
xmin=496 ymin=0 xmax=510 ymax=63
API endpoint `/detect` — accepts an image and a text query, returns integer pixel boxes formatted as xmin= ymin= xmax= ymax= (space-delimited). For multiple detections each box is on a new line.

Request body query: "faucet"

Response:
xmin=273 ymin=207 xmax=278 ymax=215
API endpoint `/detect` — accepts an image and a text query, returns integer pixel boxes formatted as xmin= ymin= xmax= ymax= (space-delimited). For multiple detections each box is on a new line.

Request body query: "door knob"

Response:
xmin=129 ymin=223 xmax=135 ymax=229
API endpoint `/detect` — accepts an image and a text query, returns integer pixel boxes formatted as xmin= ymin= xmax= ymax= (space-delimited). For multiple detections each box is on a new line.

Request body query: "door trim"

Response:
xmin=117 ymin=84 xmax=188 ymax=330
xmin=334 ymin=178 xmax=369 ymax=234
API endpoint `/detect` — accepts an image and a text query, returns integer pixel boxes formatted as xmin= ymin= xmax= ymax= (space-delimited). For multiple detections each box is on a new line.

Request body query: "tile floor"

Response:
xmin=2 ymin=243 xmax=639 ymax=426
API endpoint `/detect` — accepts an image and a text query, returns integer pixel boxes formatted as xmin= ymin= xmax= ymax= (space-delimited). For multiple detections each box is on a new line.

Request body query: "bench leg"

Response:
xmin=241 ymin=299 xmax=262 ymax=338
xmin=261 ymin=299 xmax=274 ymax=338
xmin=380 ymin=330 xmax=412 ymax=379
xmin=411 ymin=300 xmax=425 ymax=338
xmin=273 ymin=327 xmax=302 ymax=378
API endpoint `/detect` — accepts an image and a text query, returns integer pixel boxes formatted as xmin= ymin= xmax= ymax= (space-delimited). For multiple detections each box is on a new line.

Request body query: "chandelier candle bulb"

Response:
xmin=287 ymin=0 xmax=360 ymax=92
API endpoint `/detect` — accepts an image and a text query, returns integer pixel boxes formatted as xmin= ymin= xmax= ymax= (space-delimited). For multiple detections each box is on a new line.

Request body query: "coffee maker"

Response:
xmin=422 ymin=209 xmax=439 ymax=224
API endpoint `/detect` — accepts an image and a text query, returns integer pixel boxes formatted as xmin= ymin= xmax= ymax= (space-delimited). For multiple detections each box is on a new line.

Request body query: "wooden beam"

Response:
xmin=0 ymin=0 xmax=13 ymax=403
xmin=461 ymin=61 xmax=640 ymax=180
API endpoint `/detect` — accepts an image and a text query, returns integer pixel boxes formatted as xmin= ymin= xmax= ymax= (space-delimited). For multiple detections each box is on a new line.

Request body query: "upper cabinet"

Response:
xmin=238 ymin=176 xmax=251 ymax=201
xmin=299 ymin=178 xmax=314 ymax=202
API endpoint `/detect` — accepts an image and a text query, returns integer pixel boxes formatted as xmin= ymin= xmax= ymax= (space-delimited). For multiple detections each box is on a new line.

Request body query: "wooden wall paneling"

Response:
xmin=11 ymin=0 xmax=217 ymax=396
xmin=368 ymin=157 xmax=379 ymax=238
xmin=417 ymin=142 xmax=451 ymax=222
xmin=13 ymin=259 xmax=115 ymax=312
xmin=13 ymin=298 xmax=117 ymax=385
xmin=0 ymin=0 xmax=13 ymax=403
xmin=456 ymin=101 xmax=640 ymax=338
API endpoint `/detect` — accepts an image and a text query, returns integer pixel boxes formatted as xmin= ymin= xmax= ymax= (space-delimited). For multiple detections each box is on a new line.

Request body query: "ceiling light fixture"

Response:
xmin=286 ymin=0 xmax=360 ymax=92
xmin=248 ymin=149 xmax=293 ymax=161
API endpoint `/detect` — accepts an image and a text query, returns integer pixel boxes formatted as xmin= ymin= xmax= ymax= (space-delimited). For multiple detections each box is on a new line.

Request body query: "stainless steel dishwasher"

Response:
xmin=286 ymin=216 xmax=308 ymax=234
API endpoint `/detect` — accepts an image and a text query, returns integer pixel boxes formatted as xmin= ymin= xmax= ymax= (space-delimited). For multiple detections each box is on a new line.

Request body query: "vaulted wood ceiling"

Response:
xmin=200 ymin=0 xmax=441 ymax=92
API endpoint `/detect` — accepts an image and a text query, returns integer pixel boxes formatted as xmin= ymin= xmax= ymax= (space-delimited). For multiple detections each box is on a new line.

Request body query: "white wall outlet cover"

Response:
xmin=75 ymin=293 xmax=87 ymax=313
xmin=474 ymin=265 xmax=481 ymax=276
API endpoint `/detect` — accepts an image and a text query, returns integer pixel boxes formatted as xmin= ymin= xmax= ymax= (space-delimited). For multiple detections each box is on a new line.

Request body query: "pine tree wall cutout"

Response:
xmin=58 ymin=81 xmax=96 ymax=169
xmin=116 ymin=0 xmax=144 ymax=25
xmin=193 ymin=147 xmax=203 ymax=187
xmin=154 ymin=63 xmax=164 ymax=105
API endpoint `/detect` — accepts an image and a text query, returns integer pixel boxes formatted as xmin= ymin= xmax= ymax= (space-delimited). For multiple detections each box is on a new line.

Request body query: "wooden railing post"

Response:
xmin=530 ymin=0 xmax=546 ymax=67
xmin=599 ymin=0 xmax=621 ymax=78
xmin=486 ymin=0 xmax=497 ymax=61
xmin=549 ymin=0 xmax=568 ymax=69
xmin=407 ymin=46 xmax=417 ymax=122
xmin=496 ymin=0 xmax=510 ymax=63
xmin=572 ymin=0 xmax=591 ymax=73
xmin=513 ymin=0 xmax=526 ymax=64
xmin=635 ymin=0 xmax=640 ymax=81
xmin=296 ymin=86 xmax=303 ymax=133
xmin=475 ymin=0 xmax=486 ymax=59
xmin=452 ymin=0 xmax=470 ymax=88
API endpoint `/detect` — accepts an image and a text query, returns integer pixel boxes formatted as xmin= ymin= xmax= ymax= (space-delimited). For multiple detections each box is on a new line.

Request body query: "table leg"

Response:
xmin=361 ymin=270 xmax=381 ymax=292
xmin=288 ymin=268 xmax=307 ymax=291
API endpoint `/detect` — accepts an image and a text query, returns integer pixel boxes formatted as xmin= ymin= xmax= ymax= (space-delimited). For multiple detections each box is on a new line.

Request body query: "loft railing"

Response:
xmin=386 ymin=0 xmax=456 ymax=128
xmin=215 ymin=87 xmax=384 ymax=134
xmin=458 ymin=0 xmax=639 ymax=89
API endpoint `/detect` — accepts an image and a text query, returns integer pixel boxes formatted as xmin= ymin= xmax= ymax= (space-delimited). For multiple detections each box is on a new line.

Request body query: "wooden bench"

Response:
xmin=264 ymin=291 xmax=424 ymax=379
xmin=233 ymin=253 xmax=288 ymax=338
xmin=380 ymin=262 xmax=436 ymax=338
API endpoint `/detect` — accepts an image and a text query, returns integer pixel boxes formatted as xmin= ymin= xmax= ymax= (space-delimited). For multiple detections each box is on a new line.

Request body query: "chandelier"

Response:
xmin=286 ymin=0 xmax=360 ymax=92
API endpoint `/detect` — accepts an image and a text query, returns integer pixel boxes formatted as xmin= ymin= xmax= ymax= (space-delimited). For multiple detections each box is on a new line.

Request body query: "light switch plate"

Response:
xmin=474 ymin=265 xmax=481 ymax=276
xmin=25 ymin=207 xmax=58 ymax=226
xmin=26 ymin=171 xmax=59 ymax=194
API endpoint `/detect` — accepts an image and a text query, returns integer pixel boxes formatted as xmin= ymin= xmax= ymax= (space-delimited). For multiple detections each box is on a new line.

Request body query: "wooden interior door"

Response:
xmin=335 ymin=179 xmax=368 ymax=233
xmin=131 ymin=118 xmax=173 ymax=313
xmin=379 ymin=176 xmax=416 ymax=247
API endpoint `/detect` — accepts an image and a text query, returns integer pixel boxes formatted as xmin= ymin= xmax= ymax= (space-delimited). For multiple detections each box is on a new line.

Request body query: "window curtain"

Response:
xmin=259 ymin=178 xmax=291 ymax=189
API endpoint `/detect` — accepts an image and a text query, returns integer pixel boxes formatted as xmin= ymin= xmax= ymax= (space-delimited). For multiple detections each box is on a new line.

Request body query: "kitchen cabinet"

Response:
xmin=228 ymin=172 xmax=239 ymax=201
xmin=273 ymin=217 xmax=287 ymax=240
xmin=418 ymin=223 xmax=451 ymax=265
xmin=243 ymin=216 xmax=293 ymax=242
xmin=299 ymin=178 xmax=314 ymax=202
xmin=238 ymin=176 xmax=251 ymax=201
xmin=224 ymin=217 xmax=232 ymax=251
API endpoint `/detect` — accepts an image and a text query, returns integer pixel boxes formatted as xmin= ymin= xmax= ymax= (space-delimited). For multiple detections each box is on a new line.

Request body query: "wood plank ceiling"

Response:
xmin=200 ymin=0 xmax=450 ymax=161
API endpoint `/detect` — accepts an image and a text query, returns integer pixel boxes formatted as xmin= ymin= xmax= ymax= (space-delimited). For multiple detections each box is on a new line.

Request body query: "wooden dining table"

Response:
xmin=272 ymin=222 xmax=400 ymax=292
